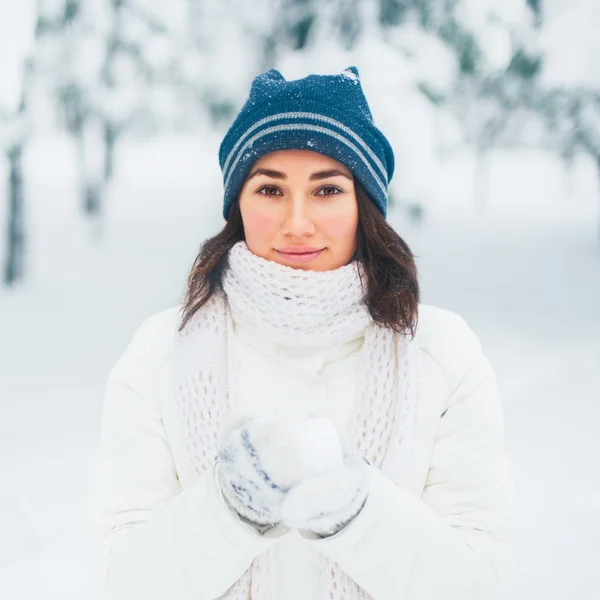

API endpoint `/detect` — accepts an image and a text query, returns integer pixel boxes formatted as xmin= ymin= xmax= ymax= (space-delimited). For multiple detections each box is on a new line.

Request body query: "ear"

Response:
xmin=261 ymin=68 xmax=286 ymax=81
xmin=250 ymin=68 xmax=286 ymax=99
xmin=342 ymin=66 xmax=360 ymax=81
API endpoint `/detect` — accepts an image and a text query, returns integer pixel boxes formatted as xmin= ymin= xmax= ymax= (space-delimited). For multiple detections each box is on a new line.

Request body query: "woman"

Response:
xmin=90 ymin=67 xmax=516 ymax=600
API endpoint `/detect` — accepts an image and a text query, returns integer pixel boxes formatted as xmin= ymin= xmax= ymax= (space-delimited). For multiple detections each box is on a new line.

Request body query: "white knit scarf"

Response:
xmin=173 ymin=240 xmax=421 ymax=599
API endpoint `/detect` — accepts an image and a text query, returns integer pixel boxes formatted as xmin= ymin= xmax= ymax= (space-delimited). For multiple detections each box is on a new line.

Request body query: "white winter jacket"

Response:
xmin=89 ymin=302 xmax=516 ymax=600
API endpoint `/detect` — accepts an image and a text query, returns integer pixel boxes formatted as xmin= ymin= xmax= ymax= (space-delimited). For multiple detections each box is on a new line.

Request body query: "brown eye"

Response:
xmin=316 ymin=185 xmax=342 ymax=196
xmin=257 ymin=185 xmax=282 ymax=196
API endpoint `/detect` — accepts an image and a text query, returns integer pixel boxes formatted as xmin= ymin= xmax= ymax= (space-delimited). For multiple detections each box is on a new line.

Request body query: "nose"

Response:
xmin=282 ymin=195 xmax=316 ymax=237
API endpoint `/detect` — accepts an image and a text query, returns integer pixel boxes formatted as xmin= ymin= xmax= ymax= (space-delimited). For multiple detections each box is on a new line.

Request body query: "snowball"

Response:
xmin=249 ymin=416 xmax=345 ymax=488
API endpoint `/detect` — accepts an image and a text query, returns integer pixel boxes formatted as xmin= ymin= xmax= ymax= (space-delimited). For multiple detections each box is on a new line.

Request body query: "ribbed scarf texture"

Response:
xmin=173 ymin=241 xmax=421 ymax=599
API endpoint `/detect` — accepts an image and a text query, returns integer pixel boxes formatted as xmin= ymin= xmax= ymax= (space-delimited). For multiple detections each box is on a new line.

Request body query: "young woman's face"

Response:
xmin=238 ymin=150 xmax=359 ymax=271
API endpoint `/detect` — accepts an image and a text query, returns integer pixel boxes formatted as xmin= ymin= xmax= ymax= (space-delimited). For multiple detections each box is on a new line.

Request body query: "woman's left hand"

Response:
xmin=280 ymin=452 xmax=370 ymax=537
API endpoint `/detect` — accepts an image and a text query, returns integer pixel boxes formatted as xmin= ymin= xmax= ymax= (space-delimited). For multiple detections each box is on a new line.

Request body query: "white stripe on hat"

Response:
xmin=223 ymin=122 xmax=388 ymax=199
xmin=222 ymin=111 xmax=389 ymax=185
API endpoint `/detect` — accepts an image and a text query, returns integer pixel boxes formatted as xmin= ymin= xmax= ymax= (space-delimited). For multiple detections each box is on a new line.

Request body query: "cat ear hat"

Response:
xmin=218 ymin=66 xmax=395 ymax=220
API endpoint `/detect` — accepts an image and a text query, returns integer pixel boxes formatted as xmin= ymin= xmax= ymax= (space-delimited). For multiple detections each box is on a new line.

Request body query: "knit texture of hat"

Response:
xmin=218 ymin=66 xmax=395 ymax=220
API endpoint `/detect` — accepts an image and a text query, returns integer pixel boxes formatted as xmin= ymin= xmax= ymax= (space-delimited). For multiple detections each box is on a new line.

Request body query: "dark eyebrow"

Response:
xmin=247 ymin=168 xmax=287 ymax=181
xmin=309 ymin=169 xmax=353 ymax=181
xmin=246 ymin=168 xmax=353 ymax=182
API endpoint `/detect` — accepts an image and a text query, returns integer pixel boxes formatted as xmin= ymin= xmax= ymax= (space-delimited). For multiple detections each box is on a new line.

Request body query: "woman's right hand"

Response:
xmin=216 ymin=415 xmax=346 ymax=531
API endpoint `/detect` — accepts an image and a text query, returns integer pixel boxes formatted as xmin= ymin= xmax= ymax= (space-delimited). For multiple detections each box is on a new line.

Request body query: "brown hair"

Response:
xmin=178 ymin=182 xmax=420 ymax=338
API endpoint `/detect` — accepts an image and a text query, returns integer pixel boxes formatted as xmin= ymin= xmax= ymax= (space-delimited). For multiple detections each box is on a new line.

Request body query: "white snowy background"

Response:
xmin=1 ymin=1 xmax=599 ymax=599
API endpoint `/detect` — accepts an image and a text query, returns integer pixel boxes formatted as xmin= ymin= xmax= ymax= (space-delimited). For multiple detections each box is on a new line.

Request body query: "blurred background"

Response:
xmin=0 ymin=0 xmax=598 ymax=598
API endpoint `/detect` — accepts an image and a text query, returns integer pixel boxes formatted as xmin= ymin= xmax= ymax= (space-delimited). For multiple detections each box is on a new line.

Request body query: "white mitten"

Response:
xmin=216 ymin=415 xmax=346 ymax=532
xmin=280 ymin=452 xmax=370 ymax=537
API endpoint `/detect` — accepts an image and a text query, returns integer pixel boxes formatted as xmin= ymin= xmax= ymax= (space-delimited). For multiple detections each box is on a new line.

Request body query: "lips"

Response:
xmin=277 ymin=247 xmax=324 ymax=254
xmin=276 ymin=248 xmax=325 ymax=263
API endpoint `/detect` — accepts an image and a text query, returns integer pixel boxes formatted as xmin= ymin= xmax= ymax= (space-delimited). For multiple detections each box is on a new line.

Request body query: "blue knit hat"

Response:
xmin=219 ymin=66 xmax=395 ymax=220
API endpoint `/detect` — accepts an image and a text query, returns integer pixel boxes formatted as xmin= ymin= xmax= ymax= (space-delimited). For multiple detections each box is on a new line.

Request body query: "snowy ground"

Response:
xmin=0 ymin=134 xmax=599 ymax=599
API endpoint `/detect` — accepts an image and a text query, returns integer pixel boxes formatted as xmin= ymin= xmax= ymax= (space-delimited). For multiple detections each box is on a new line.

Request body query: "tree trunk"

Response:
xmin=4 ymin=146 xmax=24 ymax=285
xmin=76 ymin=118 xmax=105 ymax=217
xmin=597 ymin=155 xmax=600 ymax=247
xmin=103 ymin=121 xmax=117 ymax=181
xmin=84 ymin=183 xmax=101 ymax=216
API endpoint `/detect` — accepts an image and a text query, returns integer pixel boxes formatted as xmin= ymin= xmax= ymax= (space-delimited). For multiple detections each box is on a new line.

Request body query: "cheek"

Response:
xmin=242 ymin=207 xmax=280 ymax=242
xmin=319 ymin=208 xmax=358 ymax=241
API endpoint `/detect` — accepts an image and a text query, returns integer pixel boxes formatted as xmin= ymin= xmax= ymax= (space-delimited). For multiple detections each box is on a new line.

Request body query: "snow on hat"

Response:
xmin=218 ymin=66 xmax=395 ymax=220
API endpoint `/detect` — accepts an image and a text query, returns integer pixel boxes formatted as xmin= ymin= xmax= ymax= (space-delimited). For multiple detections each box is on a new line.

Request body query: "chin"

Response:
xmin=275 ymin=257 xmax=320 ymax=271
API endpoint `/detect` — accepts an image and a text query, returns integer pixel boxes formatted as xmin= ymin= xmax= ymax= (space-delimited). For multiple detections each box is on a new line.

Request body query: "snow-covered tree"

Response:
xmin=440 ymin=0 xmax=541 ymax=210
xmin=34 ymin=0 xmax=111 ymax=218
xmin=34 ymin=0 xmax=190 ymax=219
xmin=1 ymin=1 xmax=36 ymax=285
xmin=536 ymin=0 xmax=600 ymax=240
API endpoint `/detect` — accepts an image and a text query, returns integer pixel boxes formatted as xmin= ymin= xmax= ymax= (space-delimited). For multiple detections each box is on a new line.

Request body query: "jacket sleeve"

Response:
xmin=89 ymin=312 xmax=287 ymax=600
xmin=301 ymin=313 xmax=517 ymax=600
